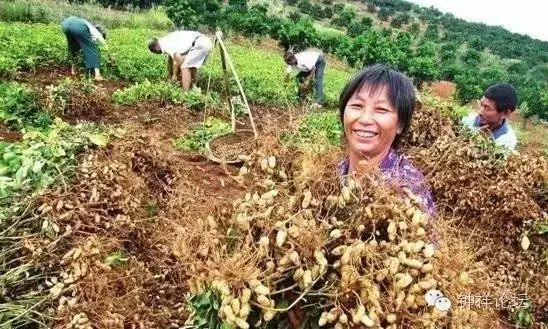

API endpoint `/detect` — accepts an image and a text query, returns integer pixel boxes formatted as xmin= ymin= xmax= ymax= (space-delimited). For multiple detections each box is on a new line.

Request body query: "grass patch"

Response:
xmin=282 ymin=111 xmax=342 ymax=147
xmin=173 ymin=117 xmax=231 ymax=151
xmin=112 ymin=80 xmax=220 ymax=110
xmin=0 ymin=0 xmax=173 ymax=29
xmin=112 ymin=80 xmax=187 ymax=105
xmin=0 ymin=82 xmax=52 ymax=130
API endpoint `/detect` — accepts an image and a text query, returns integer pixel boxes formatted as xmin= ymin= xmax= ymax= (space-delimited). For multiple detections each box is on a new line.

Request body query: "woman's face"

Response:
xmin=343 ymin=84 xmax=401 ymax=162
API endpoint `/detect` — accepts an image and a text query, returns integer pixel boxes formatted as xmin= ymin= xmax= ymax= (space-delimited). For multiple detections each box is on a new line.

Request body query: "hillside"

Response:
xmin=0 ymin=2 xmax=547 ymax=329
xmin=228 ymin=0 xmax=548 ymax=120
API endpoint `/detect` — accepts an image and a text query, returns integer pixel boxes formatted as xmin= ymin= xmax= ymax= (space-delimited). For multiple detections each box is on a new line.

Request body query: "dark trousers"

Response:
xmin=296 ymin=54 xmax=325 ymax=104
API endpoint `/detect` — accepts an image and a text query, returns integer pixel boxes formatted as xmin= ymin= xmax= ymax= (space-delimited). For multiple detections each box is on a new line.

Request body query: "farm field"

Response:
xmin=0 ymin=17 xmax=547 ymax=329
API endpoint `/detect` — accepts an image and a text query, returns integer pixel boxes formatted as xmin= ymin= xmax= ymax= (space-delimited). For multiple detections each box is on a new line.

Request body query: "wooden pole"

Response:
xmin=218 ymin=39 xmax=236 ymax=133
xmin=215 ymin=31 xmax=258 ymax=139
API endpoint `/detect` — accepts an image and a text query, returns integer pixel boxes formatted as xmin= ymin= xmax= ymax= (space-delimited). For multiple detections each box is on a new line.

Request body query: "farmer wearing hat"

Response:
xmin=61 ymin=16 xmax=106 ymax=81
xmin=148 ymin=31 xmax=213 ymax=91
xmin=284 ymin=48 xmax=326 ymax=108
xmin=461 ymin=83 xmax=518 ymax=150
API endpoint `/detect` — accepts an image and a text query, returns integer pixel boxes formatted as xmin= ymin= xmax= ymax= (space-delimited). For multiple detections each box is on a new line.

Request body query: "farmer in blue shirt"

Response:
xmin=462 ymin=83 xmax=518 ymax=150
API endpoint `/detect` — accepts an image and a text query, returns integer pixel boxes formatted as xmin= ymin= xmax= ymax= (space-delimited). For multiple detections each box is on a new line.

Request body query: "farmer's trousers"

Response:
xmin=61 ymin=16 xmax=100 ymax=70
xmin=296 ymin=54 xmax=326 ymax=104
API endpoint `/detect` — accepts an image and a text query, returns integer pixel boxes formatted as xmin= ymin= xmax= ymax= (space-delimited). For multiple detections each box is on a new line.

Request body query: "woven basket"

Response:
xmin=205 ymin=129 xmax=256 ymax=164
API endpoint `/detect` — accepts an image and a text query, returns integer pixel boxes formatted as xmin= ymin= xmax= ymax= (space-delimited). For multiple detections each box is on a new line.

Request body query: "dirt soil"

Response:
xmin=0 ymin=122 xmax=22 ymax=142
xmin=16 ymin=67 xmax=298 ymax=328
xmin=12 ymin=67 xmax=548 ymax=328
xmin=425 ymin=81 xmax=457 ymax=100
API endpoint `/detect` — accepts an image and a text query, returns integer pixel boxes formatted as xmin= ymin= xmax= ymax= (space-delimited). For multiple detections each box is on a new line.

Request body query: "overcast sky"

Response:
xmin=407 ymin=0 xmax=548 ymax=41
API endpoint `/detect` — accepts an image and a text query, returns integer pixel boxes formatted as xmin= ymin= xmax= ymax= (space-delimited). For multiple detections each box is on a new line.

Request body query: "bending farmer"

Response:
xmin=284 ymin=49 xmax=326 ymax=108
xmin=61 ymin=16 xmax=106 ymax=81
xmin=148 ymin=31 xmax=213 ymax=91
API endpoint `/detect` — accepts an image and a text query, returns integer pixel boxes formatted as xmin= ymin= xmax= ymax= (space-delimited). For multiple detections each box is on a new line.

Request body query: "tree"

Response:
xmin=340 ymin=6 xmax=357 ymax=21
xmin=517 ymin=73 xmax=548 ymax=121
xmin=393 ymin=31 xmax=413 ymax=71
xmin=424 ymin=23 xmax=439 ymax=40
xmin=454 ymin=70 xmax=483 ymax=104
xmin=360 ymin=16 xmax=373 ymax=28
xmin=331 ymin=6 xmax=356 ymax=28
xmin=166 ymin=0 xmax=221 ymax=29
xmin=453 ymin=61 xmax=509 ymax=105
xmin=440 ymin=63 xmax=461 ymax=81
xmin=390 ymin=13 xmax=410 ymax=28
xmin=289 ymin=12 xmax=302 ymax=22
xmin=346 ymin=16 xmax=372 ymax=37
xmin=481 ymin=61 xmax=509 ymax=87
xmin=297 ymin=0 xmax=314 ymax=14
xmin=96 ymin=0 xmax=162 ymax=9
xmin=468 ymin=36 xmax=485 ymax=51
xmin=407 ymin=41 xmax=440 ymax=87
xmin=366 ymin=3 xmax=376 ymax=13
xmin=347 ymin=20 xmax=366 ymax=38
xmin=377 ymin=7 xmax=391 ymax=21
xmin=438 ymin=42 xmax=459 ymax=80
xmin=380 ymin=27 xmax=392 ymax=38
xmin=222 ymin=5 xmax=275 ymax=38
xmin=408 ymin=22 xmax=420 ymax=35
xmin=322 ymin=6 xmax=334 ymax=19
xmin=461 ymin=49 xmax=482 ymax=67
xmin=228 ymin=0 xmax=246 ymax=11
xmin=274 ymin=17 xmax=319 ymax=51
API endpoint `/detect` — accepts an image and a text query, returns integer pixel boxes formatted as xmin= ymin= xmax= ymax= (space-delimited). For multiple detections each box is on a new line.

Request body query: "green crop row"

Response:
xmin=1 ymin=22 xmax=353 ymax=107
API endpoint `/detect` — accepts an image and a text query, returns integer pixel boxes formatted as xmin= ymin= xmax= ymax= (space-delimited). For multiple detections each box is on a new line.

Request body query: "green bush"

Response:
xmin=166 ymin=0 xmax=221 ymax=29
xmin=0 ymin=23 xmax=66 ymax=77
xmin=104 ymin=28 xmax=167 ymax=81
xmin=0 ymin=82 xmax=52 ymax=130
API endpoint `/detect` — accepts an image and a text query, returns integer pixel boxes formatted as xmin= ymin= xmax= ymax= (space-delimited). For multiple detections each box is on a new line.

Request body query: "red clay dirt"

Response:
xmin=0 ymin=123 xmax=22 ymax=142
xmin=15 ymin=67 xmax=296 ymax=328
xmin=17 ymin=67 xmax=548 ymax=328
xmin=425 ymin=80 xmax=457 ymax=100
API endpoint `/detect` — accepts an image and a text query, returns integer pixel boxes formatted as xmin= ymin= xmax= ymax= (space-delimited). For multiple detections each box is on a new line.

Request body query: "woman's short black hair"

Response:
xmin=484 ymin=83 xmax=518 ymax=112
xmin=339 ymin=64 xmax=416 ymax=148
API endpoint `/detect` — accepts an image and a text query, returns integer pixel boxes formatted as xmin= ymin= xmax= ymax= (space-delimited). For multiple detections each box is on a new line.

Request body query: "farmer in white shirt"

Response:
xmin=461 ymin=83 xmax=518 ymax=150
xmin=148 ymin=31 xmax=213 ymax=91
xmin=284 ymin=49 xmax=326 ymax=108
xmin=61 ymin=16 xmax=106 ymax=81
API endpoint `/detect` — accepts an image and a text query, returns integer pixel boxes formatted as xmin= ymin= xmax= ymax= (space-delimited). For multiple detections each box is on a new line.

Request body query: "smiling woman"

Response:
xmin=337 ymin=64 xmax=437 ymax=219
